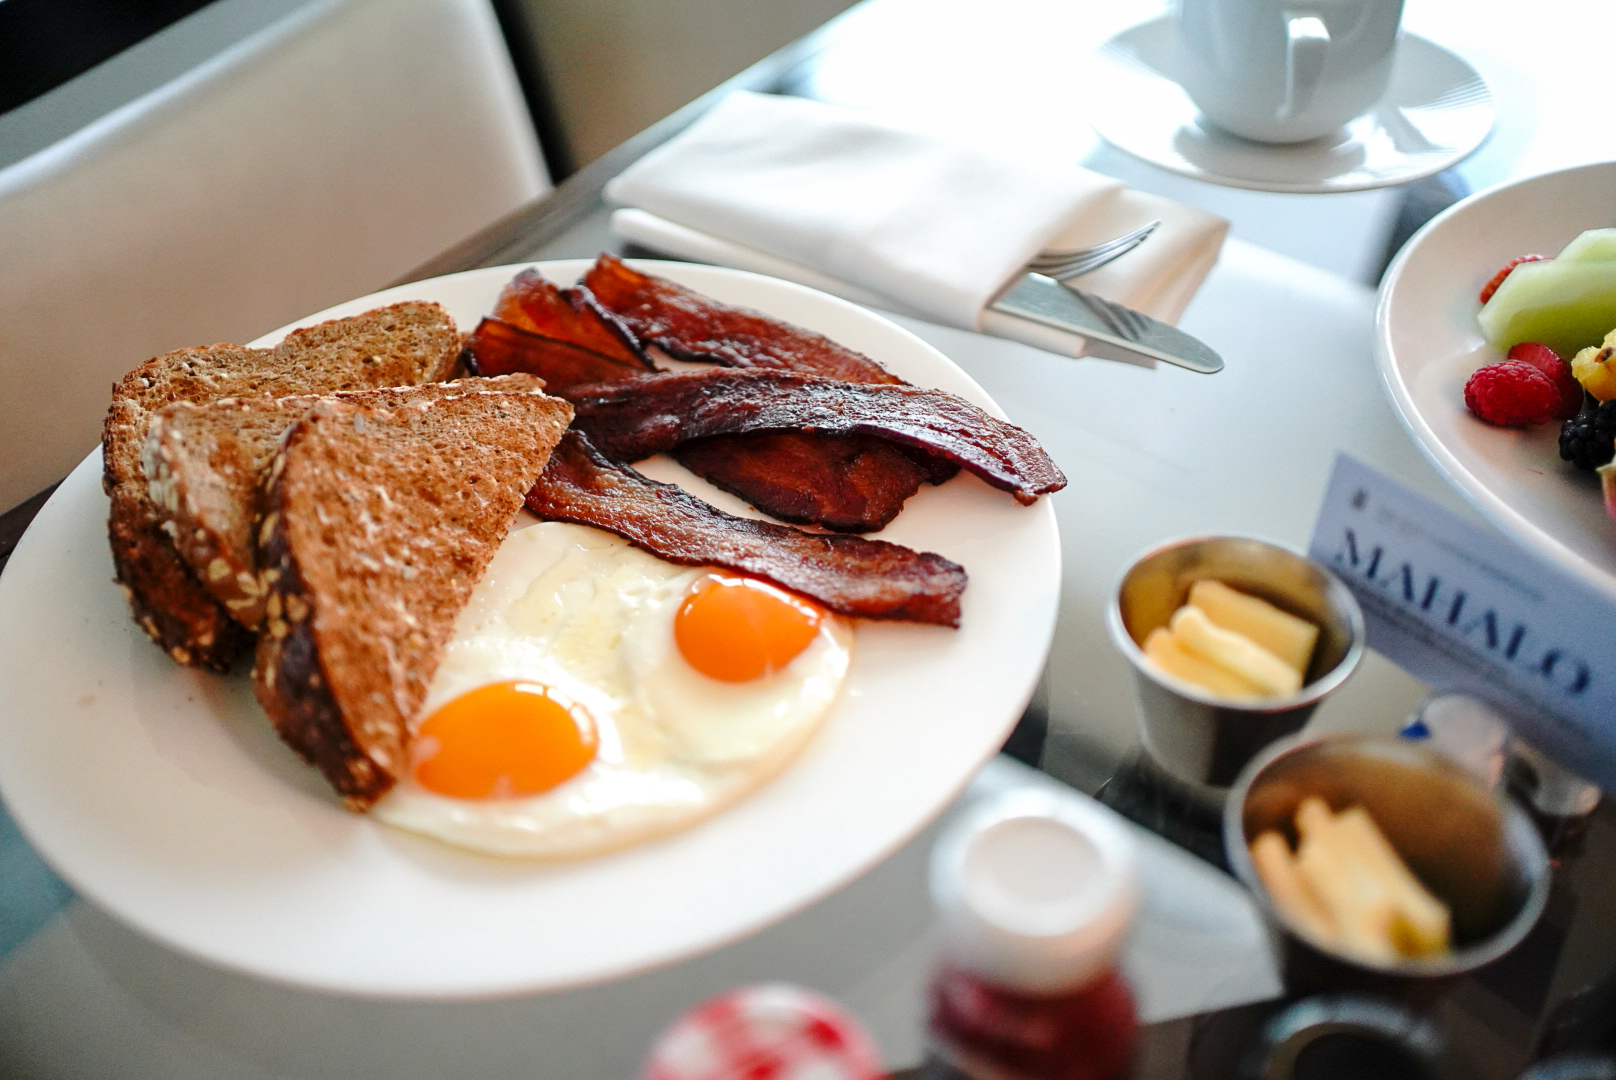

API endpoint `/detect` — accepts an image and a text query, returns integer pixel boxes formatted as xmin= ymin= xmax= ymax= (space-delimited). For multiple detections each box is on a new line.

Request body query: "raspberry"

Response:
xmin=1508 ymin=342 xmax=1584 ymax=419
xmin=1464 ymin=361 xmax=1562 ymax=427
xmin=1560 ymin=399 xmax=1616 ymax=470
xmin=1480 ymin=255 xmax=1548 ymax=304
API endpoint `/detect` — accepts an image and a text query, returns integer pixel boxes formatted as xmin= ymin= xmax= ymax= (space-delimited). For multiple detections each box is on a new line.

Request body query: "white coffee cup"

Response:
xmin=1175 ymin=0 xmax=1405 ymax=144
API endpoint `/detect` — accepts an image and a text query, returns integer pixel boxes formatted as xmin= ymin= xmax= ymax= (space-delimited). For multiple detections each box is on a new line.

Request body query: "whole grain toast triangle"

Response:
xmin=252 ymin=387 xmax=574 ymax=808
xmin=103 ymin=301 xmax=462 ymax=669
xmin=146 ymin=374 xmax=545 ymax=631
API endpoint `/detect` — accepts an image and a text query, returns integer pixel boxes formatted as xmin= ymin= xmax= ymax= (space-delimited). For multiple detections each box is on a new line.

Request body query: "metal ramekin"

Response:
xmin=1225 ymin=734 xmax=1551 ymax=999
xmin=1107 ymin=535 xmax=1365 ymax=794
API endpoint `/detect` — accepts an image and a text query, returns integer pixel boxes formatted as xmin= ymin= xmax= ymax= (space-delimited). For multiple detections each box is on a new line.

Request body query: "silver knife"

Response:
xmin=990 ymin=273 xmax=1224 ymax=374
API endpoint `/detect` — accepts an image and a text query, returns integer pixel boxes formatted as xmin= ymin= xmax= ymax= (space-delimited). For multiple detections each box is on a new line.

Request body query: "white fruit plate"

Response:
xmin=1377 ymin=161 xmax=1616 ymax=602
xmin=0 ymin=261 xmax=1060 ymax=998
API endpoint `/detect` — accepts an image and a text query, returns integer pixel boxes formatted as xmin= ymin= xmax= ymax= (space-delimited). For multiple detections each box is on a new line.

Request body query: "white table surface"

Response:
xmin=0 ymin=756 xmax=1277 ymax=1080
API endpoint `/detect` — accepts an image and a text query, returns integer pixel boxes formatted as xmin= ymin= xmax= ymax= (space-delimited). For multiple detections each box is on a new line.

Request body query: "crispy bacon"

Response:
xmin=463 ymin=317 xmax=646 ymax=395
xmin=585 ymin=254 xmax=902 ymax=385
xmin=675 ymin=433 xmax=941 ymax=531
xmin=464 ymin=315 xmax=939 ymax=532
xmin=526 ymin=432 xmax=967 ymax=626
xmin=568 ymin=370 xmax=1066 ymax=506
xmin=493 ymin=267 xmax=650 ymax=368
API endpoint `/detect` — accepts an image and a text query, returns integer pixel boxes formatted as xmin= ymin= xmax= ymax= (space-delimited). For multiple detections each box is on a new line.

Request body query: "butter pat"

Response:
xmin=1188 ymin=580 xmax=1319 ymax=676
xmin=1143 ymin=627 xmax=1265 ymax=700
xmin=1261 ymin=796 xmax=1453 ymax=964
xmin=1295 ymin=822 xmax=1401 ymax=965
xmin=1171 ymin=605 xmax=1303 ymax=697
xmin=1252 ymin=829 xmax=1335 ymax=942
xmin=1332 ymin=806 xmax=1451 ymax=958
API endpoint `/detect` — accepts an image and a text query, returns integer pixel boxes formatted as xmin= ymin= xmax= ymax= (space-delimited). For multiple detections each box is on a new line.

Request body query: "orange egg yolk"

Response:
xmin=413 ymin=682 xmax=597 ymax=800
xmin=675 ymin=574 xmax=826 ymax=683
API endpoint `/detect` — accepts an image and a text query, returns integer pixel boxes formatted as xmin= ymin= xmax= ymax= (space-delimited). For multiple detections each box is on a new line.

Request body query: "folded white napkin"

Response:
xmin=604 ymin=91 xmax=1229 ymax=361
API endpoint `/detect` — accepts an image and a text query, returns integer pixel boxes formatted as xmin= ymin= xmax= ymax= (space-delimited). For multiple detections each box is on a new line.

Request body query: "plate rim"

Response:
xmin=0 ymin=259 xmax=1061 ymax=998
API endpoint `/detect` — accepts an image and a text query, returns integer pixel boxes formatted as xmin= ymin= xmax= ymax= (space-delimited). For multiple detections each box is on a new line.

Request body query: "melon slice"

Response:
xmin=1479 ymin=257 xmax=1616 ymax=357
xmin=1559 ymin=228 xmax=1616 ymax=262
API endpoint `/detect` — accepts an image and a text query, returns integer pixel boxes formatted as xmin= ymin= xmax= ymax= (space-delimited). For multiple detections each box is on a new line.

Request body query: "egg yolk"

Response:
xmin=675 ymin=574 xmax=826 ymax=682
xmin=413 ymin=682 xmax=597 ymax=799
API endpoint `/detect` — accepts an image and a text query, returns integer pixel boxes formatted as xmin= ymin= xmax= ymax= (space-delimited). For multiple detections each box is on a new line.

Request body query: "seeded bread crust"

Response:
xmin=103 ymin=301 xmax=462 ymax=670
xmin=146 ymin=375 xmax=545 ymax=631
xmin=107 ymin=487 xmax=257 ymax=668
xmin=252 ymin=388 xmax=574 ymax=808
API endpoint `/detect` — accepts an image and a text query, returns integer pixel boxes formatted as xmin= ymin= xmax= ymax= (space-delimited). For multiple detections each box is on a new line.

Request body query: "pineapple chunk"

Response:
xmin=1170 ymin=605 xmax=1302 ymax=697
xmin=1142 ymin=627 xmax=1266 ymax=700
xmin=1572 ymin=330 xmax=1616 ymax=402
xmin=1189 ymin=580 xmax=1319 ymax=676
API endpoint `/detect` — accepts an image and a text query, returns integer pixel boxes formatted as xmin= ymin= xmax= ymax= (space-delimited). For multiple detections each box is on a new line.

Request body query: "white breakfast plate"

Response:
xmin=1085 ymin=16 xmax=1494 ymax=194
xmin=1377 ymin=162 xmax=1616 ymax=602
xmin=0 ymin=261 xmax=1059 ymax=997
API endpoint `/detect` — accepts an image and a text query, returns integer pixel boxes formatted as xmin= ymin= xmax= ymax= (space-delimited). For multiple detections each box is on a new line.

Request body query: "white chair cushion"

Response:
xmin=0 ymin=0 xmax=550 ymax=509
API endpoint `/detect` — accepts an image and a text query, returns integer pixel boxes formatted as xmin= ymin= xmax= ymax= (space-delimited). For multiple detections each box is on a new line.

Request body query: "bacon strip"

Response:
xmin=525 ymin=432 xmax=967 ymax=627
xmin=493 ymin=267 xmax=651 ymax=368
xmin=568 ymin=370 xmax=1066 ymax=506
xmin=463 ymin=317 xmax=647 ymax=395
xmin=464 ymin=315 xmax=941 ymax=532
xmin=585 ymin=254 xmax=902 ymax=385
xmin=672 ymin=432 xmax=944 ymax=531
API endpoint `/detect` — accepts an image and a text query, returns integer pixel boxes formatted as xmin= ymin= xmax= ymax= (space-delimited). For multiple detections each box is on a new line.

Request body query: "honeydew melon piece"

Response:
xmin=1559 ymin=228 xmax=1616 ymax=262
xmin=1478 ymin=257 xmax=1616 ymax=357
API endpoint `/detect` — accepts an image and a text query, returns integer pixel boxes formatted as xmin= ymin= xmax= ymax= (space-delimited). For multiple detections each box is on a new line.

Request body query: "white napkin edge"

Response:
xmin=611 ymin=208 xmax=1105 ymax=361
xmin=609 ymin=207 xmax=1224 ymax=367
xmin=611 ymin=207 xmax=893 ymax=306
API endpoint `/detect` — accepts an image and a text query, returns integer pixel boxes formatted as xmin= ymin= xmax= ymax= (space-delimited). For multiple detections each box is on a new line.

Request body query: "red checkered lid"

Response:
xmin=640 ymin=983 xmax=886 ymax=1080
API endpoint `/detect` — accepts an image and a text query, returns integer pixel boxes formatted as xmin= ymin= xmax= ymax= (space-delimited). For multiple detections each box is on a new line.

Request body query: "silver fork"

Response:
xmin=1027 ymin=219 xmax=1162 ymax=280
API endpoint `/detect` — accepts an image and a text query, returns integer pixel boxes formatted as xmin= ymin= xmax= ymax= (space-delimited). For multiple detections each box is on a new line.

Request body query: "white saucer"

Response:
xmin=1085 ymin=16 xmax=1495 ymax=195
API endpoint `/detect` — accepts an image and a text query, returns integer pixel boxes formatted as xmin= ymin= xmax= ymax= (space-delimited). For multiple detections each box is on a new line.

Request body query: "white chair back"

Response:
xmin=0 ymin=0 xmax=550 ymax=510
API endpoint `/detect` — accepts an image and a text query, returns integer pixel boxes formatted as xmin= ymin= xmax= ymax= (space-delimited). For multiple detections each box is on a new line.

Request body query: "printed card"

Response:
xmin=1309 ymin=454 xmax=1616 ymax=789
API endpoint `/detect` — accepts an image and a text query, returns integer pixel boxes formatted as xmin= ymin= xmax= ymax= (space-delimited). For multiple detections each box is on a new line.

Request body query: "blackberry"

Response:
xmin=1560 ymin=399 xmax=1616 ymax=470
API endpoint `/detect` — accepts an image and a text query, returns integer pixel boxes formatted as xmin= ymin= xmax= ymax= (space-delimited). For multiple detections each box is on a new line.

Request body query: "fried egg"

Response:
xmin=371 ymin=519 xmax=853 ymax=857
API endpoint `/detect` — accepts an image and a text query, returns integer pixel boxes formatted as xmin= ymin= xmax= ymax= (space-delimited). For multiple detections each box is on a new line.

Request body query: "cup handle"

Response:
xmin=1280 ymin=13 xmax=1330 ymax=120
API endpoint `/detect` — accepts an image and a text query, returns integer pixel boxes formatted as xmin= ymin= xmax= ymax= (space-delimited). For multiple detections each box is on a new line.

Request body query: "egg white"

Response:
xmin=371 ymin=519 xmax=853 ymax=858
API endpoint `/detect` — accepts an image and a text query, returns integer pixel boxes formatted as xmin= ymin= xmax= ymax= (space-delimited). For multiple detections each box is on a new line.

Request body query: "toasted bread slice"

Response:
xmin=146 ymin=374 xmax=545 ymax=631
xmin=103 ymin=302 xmax=462 ymax=669
xmin=252 ymin=387 xmax=574 ymax=808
